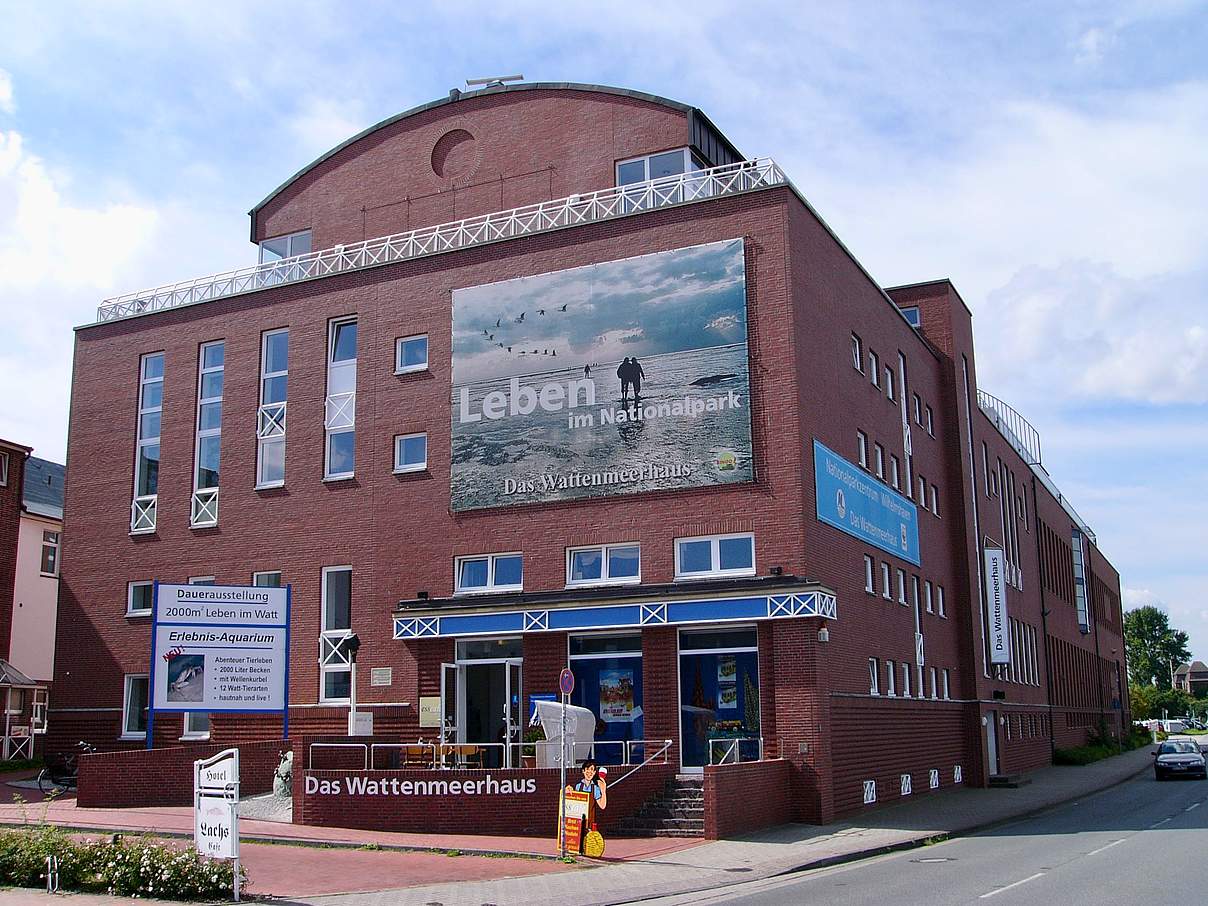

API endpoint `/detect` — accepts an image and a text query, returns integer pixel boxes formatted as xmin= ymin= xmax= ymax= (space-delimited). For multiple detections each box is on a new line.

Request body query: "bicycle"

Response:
xmin=37 ymin=741 xmax=96 ymax=795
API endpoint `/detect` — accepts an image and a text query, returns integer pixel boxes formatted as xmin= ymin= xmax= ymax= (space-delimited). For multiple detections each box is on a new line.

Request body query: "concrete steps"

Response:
xmin=617 ymin=776 xmax=705 ymax=838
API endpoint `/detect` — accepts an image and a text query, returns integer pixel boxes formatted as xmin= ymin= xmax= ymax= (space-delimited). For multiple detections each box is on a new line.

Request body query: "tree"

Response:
xmin=1124 ymin=605 xmax=1191 ymax=689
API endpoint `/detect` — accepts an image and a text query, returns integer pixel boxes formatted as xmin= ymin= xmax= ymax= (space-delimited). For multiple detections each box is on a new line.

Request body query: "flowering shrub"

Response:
xmin=0 ymin=826 xmax=245 ymax=900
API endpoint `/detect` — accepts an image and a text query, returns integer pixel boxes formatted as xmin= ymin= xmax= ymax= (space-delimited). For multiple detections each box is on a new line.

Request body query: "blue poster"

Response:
xmin=813 ymin=439 xmax=920 ymax=566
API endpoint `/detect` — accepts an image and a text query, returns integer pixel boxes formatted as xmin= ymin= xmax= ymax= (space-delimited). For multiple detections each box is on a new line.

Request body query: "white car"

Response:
xmin=1154 ymin=740 xmax=1207 ymax=781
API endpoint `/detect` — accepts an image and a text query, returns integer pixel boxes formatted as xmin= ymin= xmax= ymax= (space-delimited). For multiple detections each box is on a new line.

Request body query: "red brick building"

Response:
xmin=53 ymin=83 xmax=1127 ymax=832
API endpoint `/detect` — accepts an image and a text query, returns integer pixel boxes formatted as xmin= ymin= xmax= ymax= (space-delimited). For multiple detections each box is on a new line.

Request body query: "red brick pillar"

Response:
xmin=758 ymin=623 xmax=778 ymax=757
xmin=642 ymin=627 xmax=680 ymax=768
xmin=771 ymin=618 xmax=833 ymax=824
xmin=523 ymin=632 xmax=568 ymax=722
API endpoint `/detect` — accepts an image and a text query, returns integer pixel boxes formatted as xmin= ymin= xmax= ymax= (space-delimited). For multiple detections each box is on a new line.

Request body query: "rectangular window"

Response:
xmin=615 ymin=147 xmax=700 ymax=185
xmin=40 ymin=530 xmax=60 ymax=576
xmin=890 ymin=455 xmax=900 ymax=490
xmin=258 ymin=229 xmax=311 ymax=263
xmin=395 ymin=334 xmax=429 ymax=374
xmin=881 ymin=563 xmax=892 ymax=600
xmin=851 ymin=333 xmax=864 ymax=372
xmin=869 ymin=350 xmax=880 ymax=387
xmin=930 ymin=484 xmax=939 ymax=516
xmin=885 ymin=366 xmax=895 ymax=401
xmin=901 ymin=664 xmax=911 ymax=697
xmin=864 ymin=555 xmax=875 ymax=593
xmin=925 ymin=580 xmax=933 ymax=613
xmin=257 ymin=328 xmax=288 ymax=488
xmin=675 ymin=533 xmax=755 ymax=579
xmin=917 ymin=475 xmax=926 ymax=503
xmin=253 ymin=571 xmax=282 ymax=587
xmin=897 ymin=569 xmax=907 ymax=605
xmin=567 ymin=543 xmax=641 ymax=586
xmin=913 ymin=393 xmax=923 ymax=425
xmin=325 ymin=317 xmax=357 ymax=480
xmin=942 ymin=668 xmax=951 ymax=699
xmin=874 ymin=443 xmax=885 ymax=480
xmin=189 ymin=576 xmax=215 ymax=586
xmin=1072 ymin=529 xmax=1090 ymax=632
xmin=857 ymin=430 xmax=868 ymax=467
xmin=911 ymin=575 xmax=920 ymax=611
xmin=126 ymin=581 xmax=153 ymax=616
xmin=926 ymin=405 xmax=934 ymax=436
xmin=886 ymin=660 xmax=896 ymax=696
xmin=321 ymin=566 xmax=353 ymax=703
xmin=121 ymin=674 xmax=148 ymax=738
xmin=456 ymin=553 xmax=524 ymax=593
xmin=0 ymin=451 xmax=7 ymax=486
xmin=869 ymin=658 xmax=880 ymax=695
xmin=183 ymin=711 xmax=210 ymax=740
xmin=393 ymin=433 xmax=428 ymax=473
xmin=132 ymin=352 xmax=164 ymax=532
xmin=190 ymin=341 xmax=224 ymax=527
xmin=982 ymin=441 xmax=990 ymax=497
xmin=937 ymin=584 xmax=946 ymax=618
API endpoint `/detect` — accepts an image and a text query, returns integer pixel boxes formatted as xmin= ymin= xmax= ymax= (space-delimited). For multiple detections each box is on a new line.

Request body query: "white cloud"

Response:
xmin=0 ymin=69 xmax=13 ymax=115
xmin=1073 ymin=27 xmax=1115 ymax=65
xmin=286 ymin=97 xmax=369 ymax=160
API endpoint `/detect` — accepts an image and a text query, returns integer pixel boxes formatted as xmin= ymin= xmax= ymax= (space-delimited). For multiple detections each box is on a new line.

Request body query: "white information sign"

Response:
xmin=984 ymin=547 xmax=1010 ymax=665
xmin=152 ymin=584 xmax=290 ymax=714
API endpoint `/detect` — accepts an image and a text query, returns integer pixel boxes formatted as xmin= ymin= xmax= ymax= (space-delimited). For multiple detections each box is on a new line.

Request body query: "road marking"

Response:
xmin=1086 ymin=838 xmax=1126 ymax=856
xmin=1150 ymin=817 xmax=1172 ymax=828
xmin=1186 ymin=802 xmax=1201 ymax=812
xmin=979 ymin=872 xmax=1045 ymax=898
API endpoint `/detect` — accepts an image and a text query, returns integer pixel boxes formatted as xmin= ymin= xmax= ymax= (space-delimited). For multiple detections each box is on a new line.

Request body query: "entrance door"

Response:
xmin=504 ymin=659 xmax=522 ymax=768
xmin=986 ymin=710 xmax=1000 ymax=777
xmin=678 ymin=627 xmax=760 ymax=772
xmin=440 ymin=663 xmax=458 ymax=746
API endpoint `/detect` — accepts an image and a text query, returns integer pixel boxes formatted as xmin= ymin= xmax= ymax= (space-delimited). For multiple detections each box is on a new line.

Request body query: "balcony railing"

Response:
xmin=130 ymin=494 xmax=157 ymax=534
xmin=977 ymin=390 xmax=1042 ymax=465
xmin=93 ymin=158 xmax=788 ymax=324
xmin=190 ymin=488 xmax=219 ymax=528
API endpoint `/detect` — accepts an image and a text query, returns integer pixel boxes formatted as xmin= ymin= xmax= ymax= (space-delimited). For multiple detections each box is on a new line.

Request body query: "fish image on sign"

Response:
xmin=450 ymin=239 xmax=753 ymax=511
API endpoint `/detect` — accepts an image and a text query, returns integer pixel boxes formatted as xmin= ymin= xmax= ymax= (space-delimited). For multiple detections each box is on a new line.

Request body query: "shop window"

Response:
xmin=674 ymin=533 xmax=755 ymax=579
xmin=678 ymin=627 xmax=759 ymax=768
xmin=456 ymin=553 xmax=523 ymax=593
xmin=395 ymin=334 xmax=429 ymax=374
xmin=40 ymin=530 xmax=60 ymax=577
xmin=253 ymin=571 xmax=282 ymax=587
xmin=127 ymin=581 xmax=153 ymax=616
xmin=570 ymin=633 xmax=643 ymax=765
xmin=121 ymin=675 xmax=148 ymax=738
xmin=393 ymin=433 xmax=428 ymax=473
xmin=457 ymin=638 xmax=523 ymax=660
xmin=567 ymin=544 xmax=640 ymax=587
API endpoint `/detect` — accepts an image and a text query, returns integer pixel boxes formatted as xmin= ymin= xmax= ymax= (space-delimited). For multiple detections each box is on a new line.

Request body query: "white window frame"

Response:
xmin=182 ymin=711 xmax=211 ymax=741
xmin=869 ymin=350 xmax=880 ymax=387
xmin=455 ymin=552 xmax=524 ymax=595
xmin=851 ymin=333 xmax=864 ymax=372
xmin=126 ymin=581 xmax=153 ymax=616
xmin=40 ymin=530 xmax=61 ymax=577
xmin=913 ymin=393 xmax=923 ymax=425
xmin=253 ymin=570 xmax=282 ymax=588
xmin=320 ymin=566 xmax=353 ymax=703
xmin=857 ymin=431 xmax=868 ymax=468
xmin=324 ymin=317 xmax=357 ymax=481
xmin=918 ymin=475 xmax=926 ymax=503
xmin=258 ymin=229 xmax=311 ymax=264
xmin=911 ymin=575 xmax=920 ymax=611
xmin=930 ymin=484 xmax=939 ymax=516
xmin=256 ymin=328 xmax=288 ymax=490
xmin=926 ymin=405 xmax=934 ymax=436
xmin=395 ymin=334 xmax=429 ymax=375
xmin=885 ymin=366 xmax=895 ymax=401
xmin=897 ymin=569 xmax=907 ymax=605
xmin=566 ymin=543 xmax=641 ymax=588
xmin=890 ymin=455 xmax=900 ymax=490
xmin=864 ymin=555 xmax=875 ymax=594
xmin=937 ymin=584 xmax=946 ymax=618
xmin=673 ymin=532 xmax=756 ymax=580
xmin=930 ymin=666 xmax=938 ymax=699
xmin=393 ymin=432 xmax=429 ymax=474
xmin=121 ymin=674 xmax=149 ymax=740
xmin=615 ymin=147 xmax=702 ymax=185
xmin=881 ymin=563 xmax=892 ymax=600
xmin=886 ymin=660 xmax=896 ymax=696
xmin=189 ymin=576 xmax=216 ymax=585
xmin=942 ymin=668 xmax=951 ymax=700
xmin=131 ymin=352 xmax=164 ymax=533
xmin=869 ymin=658 xmax=880 ymax=695
xmin=901 ymin=663 xmax=911 ymax=697
xmin=191 ymin=340 xmax=224 ymax=527
xmin=925 ymin=580 xmax=933 ymax=613
xmin=0 ymin=451 xmax=7 ymax=486
xmin=874 ymin=444 xmax=885 ymax=480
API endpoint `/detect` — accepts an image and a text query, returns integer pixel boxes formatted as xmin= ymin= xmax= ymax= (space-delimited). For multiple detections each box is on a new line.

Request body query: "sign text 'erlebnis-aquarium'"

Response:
xmin=151 ymin=584 xmax=290 ymax=714
xmin=450 ymin=239 xmax=753 ymax=511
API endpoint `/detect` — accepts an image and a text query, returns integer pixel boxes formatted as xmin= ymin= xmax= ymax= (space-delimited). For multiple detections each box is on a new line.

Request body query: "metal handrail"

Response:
xmin=707 ymin=736 xmax=764 ymax=765
xmin=94 ymin=158 xmax=787 ymax=323
xmin=605 ymin=739 xmax=673 ymax=790
xmin=370 ymin=742 xmax=439 ymax=770
xmin=977 ymin=390 xmax=1042 ymax=466
xmin=308 ymin=742 xmax=367 ymax=770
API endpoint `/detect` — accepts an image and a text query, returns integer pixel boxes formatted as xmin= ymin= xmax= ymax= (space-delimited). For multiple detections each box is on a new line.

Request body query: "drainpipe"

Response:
xmin=1031 ymin=476 xmax=1057 ymax=763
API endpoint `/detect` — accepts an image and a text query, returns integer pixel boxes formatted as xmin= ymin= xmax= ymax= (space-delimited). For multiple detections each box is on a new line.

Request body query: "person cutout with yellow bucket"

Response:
xmin=562 ymin=759 xmax=607 ymax=857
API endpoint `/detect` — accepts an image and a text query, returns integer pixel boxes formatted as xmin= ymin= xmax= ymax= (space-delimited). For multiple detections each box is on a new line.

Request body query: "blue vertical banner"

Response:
xmin=813 ymin=439 xmax=921 ymax=565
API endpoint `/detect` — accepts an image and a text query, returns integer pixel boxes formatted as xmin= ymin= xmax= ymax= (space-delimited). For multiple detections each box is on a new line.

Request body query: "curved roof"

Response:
xmin=247 ymin=82 xmax=741 ymax=239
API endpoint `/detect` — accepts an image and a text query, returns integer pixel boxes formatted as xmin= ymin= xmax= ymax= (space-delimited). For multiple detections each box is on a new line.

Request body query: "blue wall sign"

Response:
xmin=813 ymin=439 xmax=920 ymax=566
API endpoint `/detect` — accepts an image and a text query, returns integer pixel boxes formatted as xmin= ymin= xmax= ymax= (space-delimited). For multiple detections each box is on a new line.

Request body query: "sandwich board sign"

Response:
xmin=194 ymin=748 xmax=241 ymax=900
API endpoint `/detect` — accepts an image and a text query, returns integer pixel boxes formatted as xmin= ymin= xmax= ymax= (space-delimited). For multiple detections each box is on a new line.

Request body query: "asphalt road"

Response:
xmin=647 ymin=769 xmax=1208 ymax=905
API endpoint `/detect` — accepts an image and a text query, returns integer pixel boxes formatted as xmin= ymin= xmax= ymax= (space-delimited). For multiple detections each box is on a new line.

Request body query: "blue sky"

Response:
xmin=1 ymin=1 xmax=1205 ymax=655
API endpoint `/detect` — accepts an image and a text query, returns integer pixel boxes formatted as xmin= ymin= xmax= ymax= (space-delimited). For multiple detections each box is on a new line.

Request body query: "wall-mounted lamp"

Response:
xmin=417 ymin=591 xmax=429 ymax=600
xmin=818 ymin=627 xmax=830 ymax=643
xmin=770 ymin=565 xmax=783 ymax=576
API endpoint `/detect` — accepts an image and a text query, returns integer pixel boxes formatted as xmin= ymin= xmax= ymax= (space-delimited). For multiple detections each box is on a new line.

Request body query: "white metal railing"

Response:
xmin=258 ymin=402 xmax=286 ymax=438
xmin=707 ymin=736 xmax=764 ymax=765
xmin=978 ymin=390 xmax=1042 ymax=465
xmin=190 ymin=488 xmax=218 ymax=528
xmin=130 ymin=494 xmax=157 ymax=533
xmin=94 ymin=158 xmax=787 ymax=323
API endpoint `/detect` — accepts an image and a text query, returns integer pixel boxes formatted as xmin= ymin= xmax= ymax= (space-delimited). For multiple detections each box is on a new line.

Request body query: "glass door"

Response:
xmin=678 ymin=627 xmax=760 ymax=772
xmin=504 ymin=659 xmax=522 ymax=767
xmin=440 ymin=662 xmax=458 ymax=746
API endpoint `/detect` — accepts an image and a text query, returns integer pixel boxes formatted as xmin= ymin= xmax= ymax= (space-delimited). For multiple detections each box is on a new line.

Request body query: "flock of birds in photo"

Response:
xmin=476 ymin=302 xmax=573 ymax=358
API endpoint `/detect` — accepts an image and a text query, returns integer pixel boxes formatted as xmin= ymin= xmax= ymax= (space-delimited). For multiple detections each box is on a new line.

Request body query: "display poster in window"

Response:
xmin=598 ymin=669 xmax=635 ymax=723
xmin=150 ymin=584 xmax=290 ymax=714
xmin=717 ymin=655 xmax=738 ymax=710
xmin=450 ymin=239 xmax=753 ymax=511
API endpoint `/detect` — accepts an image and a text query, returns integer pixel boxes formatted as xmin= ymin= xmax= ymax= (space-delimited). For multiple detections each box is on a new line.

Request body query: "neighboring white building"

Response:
xmin=11 ymin=456 xmax=63 ymax=684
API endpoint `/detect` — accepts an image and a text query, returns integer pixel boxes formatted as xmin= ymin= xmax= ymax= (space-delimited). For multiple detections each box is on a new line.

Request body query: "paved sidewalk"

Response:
xmin=309 ymin=746 xmax=1156 ymax=906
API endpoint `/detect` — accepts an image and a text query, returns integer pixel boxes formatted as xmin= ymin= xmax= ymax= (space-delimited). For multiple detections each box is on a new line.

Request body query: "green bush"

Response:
xmin=1054 ymin=723 xmax=1152 ymax=765
xmin=0 ymin=826 xmax=245 ymax=900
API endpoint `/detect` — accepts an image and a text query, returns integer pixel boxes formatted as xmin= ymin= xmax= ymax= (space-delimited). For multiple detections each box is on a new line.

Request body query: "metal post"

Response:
xmin=349 ymin=657 xmax=357 ymax=734
xmin=558 ymin=691 xmax=567 ymax=859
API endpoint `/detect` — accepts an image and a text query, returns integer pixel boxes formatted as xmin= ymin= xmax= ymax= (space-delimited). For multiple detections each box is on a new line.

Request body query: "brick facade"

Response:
xmin=0 ymin=440 xmax=31 ymax=659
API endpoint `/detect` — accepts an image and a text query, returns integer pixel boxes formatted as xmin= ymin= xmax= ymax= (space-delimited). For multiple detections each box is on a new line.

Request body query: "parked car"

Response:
xmin=1154 ymin=740 xmax=1207 ymax=781
xmin=1162 ymin=720 xmax=1188 ymax=734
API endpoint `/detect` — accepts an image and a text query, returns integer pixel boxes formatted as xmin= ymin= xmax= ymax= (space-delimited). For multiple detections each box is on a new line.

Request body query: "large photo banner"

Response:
xmin=451 ymin=238 xmax=753 ymax=511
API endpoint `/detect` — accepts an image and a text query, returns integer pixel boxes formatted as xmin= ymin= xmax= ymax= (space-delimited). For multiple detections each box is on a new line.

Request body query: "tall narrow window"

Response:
xmin=320 ymin=566 xmax=353 ymax=702
xmin=942 ymin=668 xmax=951 ymax=699
xmin=131 ymin=353 xmax=163 ymax=533
xmin=857 ymin=431 xmax=868 ymax=468
xmin=864 ymin=555 xmax=875 ymax=593
xmin=869 ymin=658 xmax=880 ymax=695
xmin=897 ymin=569 xmax=907 ymax=605
xmin=1072 ymin=529 xmax=1090 ymax=633
xmin=874 ymin=444 xmax=885 ymax=480
xmin=937 ymin=584 xmax=946 ymax=617
xmin=325 ymin=318 xmax=357 ymax=480
xmin=257 ymin=329 xmax=288 ymax=488
xmin=925 ymin=580 xmax=933 ymax=613
xmin=901 ymin=663 xmax=911 ymax=697
xmin=121 ymin=674 xmax=149 ymax=738
xmin=886 ymin=660 xmax=896 ymax=695
xmin=926 ymin=405 xmax=934 ymax=436
xmin=851 ymin=333 xmax=864 ymax=372
xmin=40 ymin=531 xmax=60 ymax=577
xmin=885 ymin=366 xmax=896 ymax=401
xmin=890 ymin=455 xmax=900 ymax=490
xmin=869 ymin=351 xmax=880 ymax=387
xmin=881 ymin=562 xmax=892 ymax=600
xmin=191 ymin=341 xmax=224 ymax=527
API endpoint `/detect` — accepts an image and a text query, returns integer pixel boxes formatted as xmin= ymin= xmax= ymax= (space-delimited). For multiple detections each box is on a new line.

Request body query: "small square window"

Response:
xmin=127 ymin=581 xmax=153 ymax=616
xmin=395 ymin=334 xmax=429 ymax=374
xmin=183 ymin=712 xmax=211 ymax=740
xmin=393 ymin=433 xmax=428 ymax=473
xmin=122 ymin=675 xmax=149 ymax=738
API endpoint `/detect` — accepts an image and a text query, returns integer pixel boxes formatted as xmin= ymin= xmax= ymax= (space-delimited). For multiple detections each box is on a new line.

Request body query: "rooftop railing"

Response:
xmin=94 ymin=157 xmax=788 ymax=324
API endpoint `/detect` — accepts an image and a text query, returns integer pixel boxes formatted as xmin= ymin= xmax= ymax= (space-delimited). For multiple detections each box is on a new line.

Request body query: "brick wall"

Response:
xmin=77 ymin=739 xmax=282 ymax=808
xmin=0 ymin=443 xmax=28 ymax=659
xmin=703 ymin=758 xmax=793 ymax=838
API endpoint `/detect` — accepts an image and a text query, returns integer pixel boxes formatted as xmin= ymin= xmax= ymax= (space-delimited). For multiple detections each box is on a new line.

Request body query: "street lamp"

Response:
xmin=340 ymin=633 xmax=363 ymax=736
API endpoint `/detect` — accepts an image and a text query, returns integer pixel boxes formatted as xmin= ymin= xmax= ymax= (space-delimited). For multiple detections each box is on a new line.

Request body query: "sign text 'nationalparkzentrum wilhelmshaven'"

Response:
xmin=450 ymin=239 xmax=753 ymax=511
